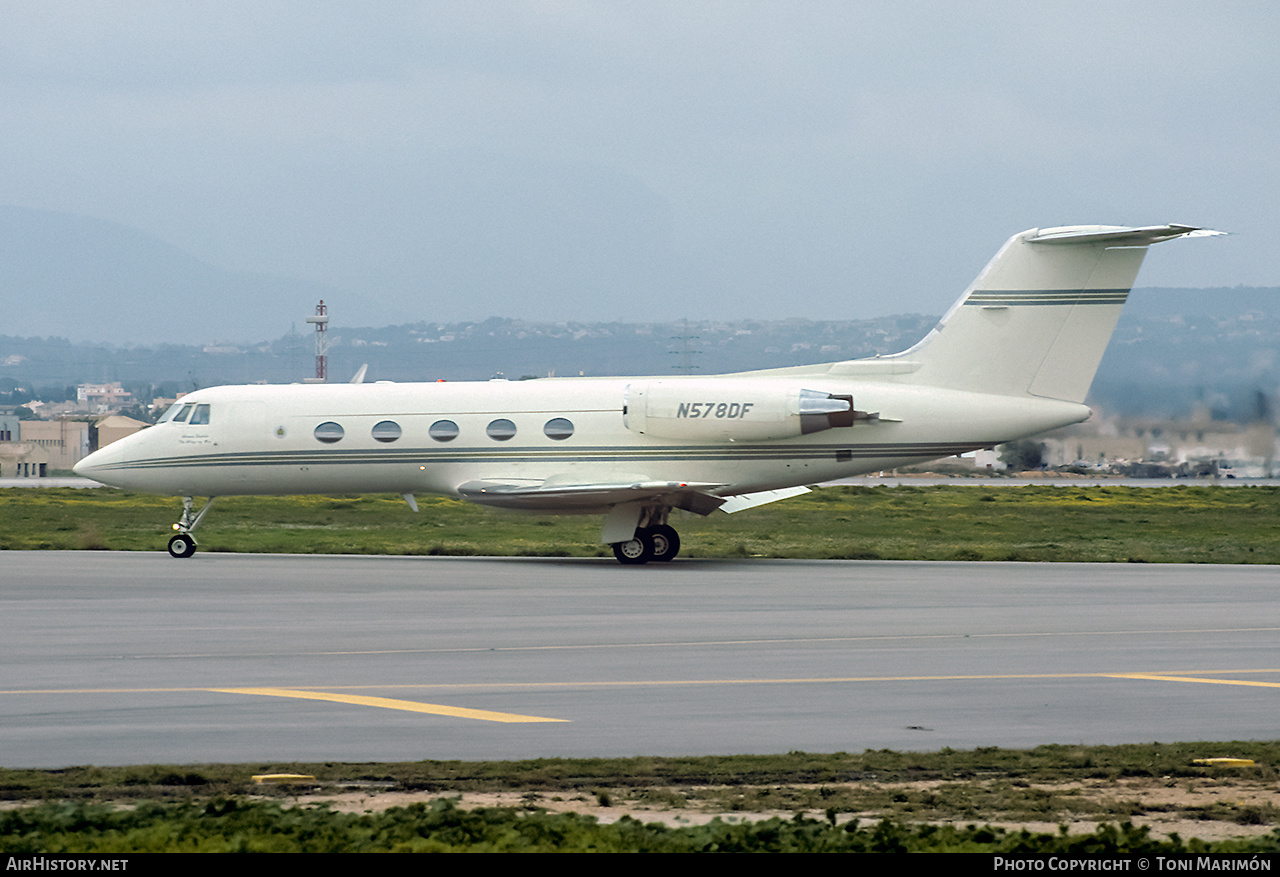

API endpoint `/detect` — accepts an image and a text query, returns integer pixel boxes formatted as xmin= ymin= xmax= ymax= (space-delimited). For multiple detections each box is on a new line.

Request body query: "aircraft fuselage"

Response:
xmin=77 ymin=375 xmax=1087 ymax=503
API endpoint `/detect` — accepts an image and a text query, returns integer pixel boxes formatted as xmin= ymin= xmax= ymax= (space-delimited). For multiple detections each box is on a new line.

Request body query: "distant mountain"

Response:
xmin=1123 ymin=286 xmax=1280 ymax=319
xmin=5 ymin=203 xmax=1276 ymax=349
xmin=1092 ymin=287 xmax=1280 ymax=418
xmin=0 ymin=205 xmax=381 ymax=345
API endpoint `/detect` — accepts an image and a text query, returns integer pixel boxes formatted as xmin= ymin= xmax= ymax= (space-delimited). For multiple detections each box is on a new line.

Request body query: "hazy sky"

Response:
xmin=2 ymin=1 xmax=1275 ymax=329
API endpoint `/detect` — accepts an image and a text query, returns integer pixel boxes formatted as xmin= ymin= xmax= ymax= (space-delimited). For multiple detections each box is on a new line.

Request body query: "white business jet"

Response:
xmin=75 ymin=224 xmax=1219 ymax=563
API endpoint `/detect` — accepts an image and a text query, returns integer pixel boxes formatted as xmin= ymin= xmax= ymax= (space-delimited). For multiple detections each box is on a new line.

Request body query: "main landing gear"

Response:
xmin=167 ymin=496 xmax=215 ymax=558
xmin=612 ymin=524 xmax=681 ymax=565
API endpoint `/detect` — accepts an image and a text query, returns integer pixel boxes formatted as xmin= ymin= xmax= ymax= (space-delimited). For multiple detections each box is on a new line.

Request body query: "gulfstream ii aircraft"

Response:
xmin=75 ymin=224 xmax=1219 ymax=563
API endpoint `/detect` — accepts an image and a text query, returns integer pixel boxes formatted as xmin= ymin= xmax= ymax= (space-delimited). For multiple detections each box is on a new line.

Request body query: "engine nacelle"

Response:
xmin=623 ymin=379 xmax=855 ymax=442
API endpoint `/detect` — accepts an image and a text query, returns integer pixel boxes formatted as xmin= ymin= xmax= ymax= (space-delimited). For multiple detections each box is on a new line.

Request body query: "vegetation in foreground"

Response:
xmin=4 ymin=744 xmax=1280 ymax=852
xmin=1 ymin=483 xmax=1278 ymax=563
xmin=7 ymin=798 xmax=1280 ymax=853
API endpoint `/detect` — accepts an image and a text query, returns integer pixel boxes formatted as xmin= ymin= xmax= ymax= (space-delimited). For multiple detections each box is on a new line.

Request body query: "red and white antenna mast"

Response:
xmin=303 ymin=300 xmax=329 ymax=383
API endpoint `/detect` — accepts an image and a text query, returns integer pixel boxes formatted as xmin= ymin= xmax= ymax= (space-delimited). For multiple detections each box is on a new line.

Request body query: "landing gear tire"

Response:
xmin=168 ymin=533 xmax=197 ymax=558
xmin=612 ymin=531 xmax=654 ymax=565
xmin=646 ymin=525 xmax=680 ymax=562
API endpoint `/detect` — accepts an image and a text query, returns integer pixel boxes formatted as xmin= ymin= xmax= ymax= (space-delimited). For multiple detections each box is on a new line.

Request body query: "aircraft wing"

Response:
xmin=717 ymin=486 xmax=811 ymax=513
xmin=456 ymin=479 xmax=729 ymax=515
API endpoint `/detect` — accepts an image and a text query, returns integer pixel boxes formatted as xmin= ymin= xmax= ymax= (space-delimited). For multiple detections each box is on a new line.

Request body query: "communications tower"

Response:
xmin=303 ymin=300 xmax=329 ymax=383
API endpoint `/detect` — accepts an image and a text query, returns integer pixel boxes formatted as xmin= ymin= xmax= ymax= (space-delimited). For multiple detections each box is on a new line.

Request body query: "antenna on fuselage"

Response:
xmin=303 ymin=300 xmax=329 ymax=384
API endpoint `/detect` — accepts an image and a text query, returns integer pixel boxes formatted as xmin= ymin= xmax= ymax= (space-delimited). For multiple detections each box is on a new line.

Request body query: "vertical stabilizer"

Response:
xmin=900 ymin=225 xmax=1218 ymax=403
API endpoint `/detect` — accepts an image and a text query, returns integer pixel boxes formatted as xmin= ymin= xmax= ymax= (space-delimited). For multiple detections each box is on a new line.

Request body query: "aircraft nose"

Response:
xmin=73 ymin=448 xmax=107 ymax=480
xmin=74 ymin=442 xmax=129 ymax=485
xmin=72 ymin=429 xmax=166 ymax=491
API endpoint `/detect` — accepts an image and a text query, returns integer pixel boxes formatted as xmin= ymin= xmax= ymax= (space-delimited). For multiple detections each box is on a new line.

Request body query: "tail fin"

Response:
xmin=901 ymin=224 xmax=1220 ymax=403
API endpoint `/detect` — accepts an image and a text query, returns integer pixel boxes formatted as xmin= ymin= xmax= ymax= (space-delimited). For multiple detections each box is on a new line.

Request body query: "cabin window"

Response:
xmin=371 ymin=420 xmax=401 ymax=443
xmin=189 ymin=404 xmax=211 ymax=425
xmin=171 ymin=404 xmax=194 ymax=423
xmin=429 ymin=420 xmax=459 ymax=442
xmin=543 ymin=417 xmax=574 ymax=440
xmin=486 ymin=419 xmax=517 ymax=441
xmin=314 ymin=421 xmax=345 ymax=443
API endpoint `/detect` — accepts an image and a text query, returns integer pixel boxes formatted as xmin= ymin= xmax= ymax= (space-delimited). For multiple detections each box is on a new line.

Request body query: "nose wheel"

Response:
xmin=168 ymin=533 xmax=197 ymax=558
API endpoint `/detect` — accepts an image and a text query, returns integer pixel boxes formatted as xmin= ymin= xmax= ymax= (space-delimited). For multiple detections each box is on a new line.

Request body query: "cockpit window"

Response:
xmin=171 ymin=404 xmax=195 ymax=423
xmin=188 ymin=404 xmax=211 ymax=425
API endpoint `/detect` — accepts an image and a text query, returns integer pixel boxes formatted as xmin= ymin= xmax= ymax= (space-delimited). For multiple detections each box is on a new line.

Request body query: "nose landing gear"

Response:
xmin=168 ymin=496 xmax=215 ymax=558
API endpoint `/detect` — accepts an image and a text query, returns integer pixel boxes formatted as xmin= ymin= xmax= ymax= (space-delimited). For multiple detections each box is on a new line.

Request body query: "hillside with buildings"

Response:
xmin=2 ymin=295 xmax=1277 ymax=479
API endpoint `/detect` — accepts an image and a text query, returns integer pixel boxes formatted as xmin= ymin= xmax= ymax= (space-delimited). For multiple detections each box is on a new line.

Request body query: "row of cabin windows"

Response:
xmin=157 ymin=402 xmax=573 ymax=444
xmin=313 ymin=417 xmax=575 ymax=445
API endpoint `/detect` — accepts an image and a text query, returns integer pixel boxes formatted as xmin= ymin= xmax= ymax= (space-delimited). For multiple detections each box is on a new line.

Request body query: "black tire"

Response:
xmin=647 ymin=525 xmax=681 ymax=562
xmin=168 ymin=533 xmax=197 ymax=558
xmin=612 ymin=532 xmax=653 ymax=565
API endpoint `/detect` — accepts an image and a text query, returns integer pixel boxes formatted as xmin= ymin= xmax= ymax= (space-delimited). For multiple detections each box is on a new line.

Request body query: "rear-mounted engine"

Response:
xmin=622 ymin=379 xmax=873 ymax=441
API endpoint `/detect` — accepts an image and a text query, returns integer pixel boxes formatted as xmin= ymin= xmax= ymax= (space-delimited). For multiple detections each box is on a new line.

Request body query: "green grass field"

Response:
xmin=1 ymin=483 xmax=1277 ymax=562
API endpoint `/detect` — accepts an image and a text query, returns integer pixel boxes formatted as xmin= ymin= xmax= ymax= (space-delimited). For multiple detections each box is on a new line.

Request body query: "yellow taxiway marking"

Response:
xmin=208 ymin=687 xmax=568 ymax=723
xmin=1102 ymin=673 xmax=1280 ymax=690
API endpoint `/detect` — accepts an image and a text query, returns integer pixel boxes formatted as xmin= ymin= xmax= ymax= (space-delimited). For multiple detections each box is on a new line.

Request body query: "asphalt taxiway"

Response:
xmin=2 ymin=552 xmax=1277 ymax=767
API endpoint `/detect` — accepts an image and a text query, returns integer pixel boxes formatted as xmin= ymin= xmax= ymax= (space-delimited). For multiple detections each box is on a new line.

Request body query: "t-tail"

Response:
xmin=896 ymin=224 xmax=1222 ymax=403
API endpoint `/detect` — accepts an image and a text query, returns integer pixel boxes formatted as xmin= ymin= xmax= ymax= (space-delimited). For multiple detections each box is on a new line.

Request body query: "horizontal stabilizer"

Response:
xmin=1027 ymin=225 xmax=1224 ymax=245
